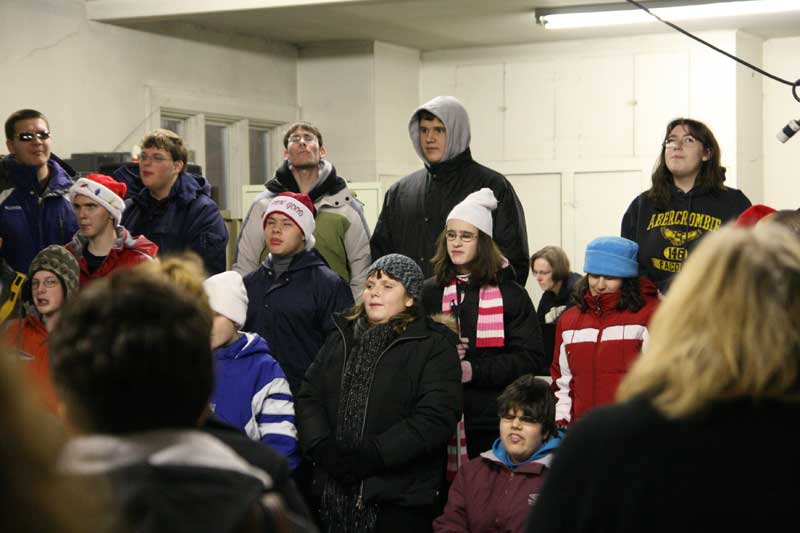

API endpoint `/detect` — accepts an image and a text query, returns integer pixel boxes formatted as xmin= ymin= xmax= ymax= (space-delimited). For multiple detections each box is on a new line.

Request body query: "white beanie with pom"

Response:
xmin=446 ymin=188 xmax=498 ymax=237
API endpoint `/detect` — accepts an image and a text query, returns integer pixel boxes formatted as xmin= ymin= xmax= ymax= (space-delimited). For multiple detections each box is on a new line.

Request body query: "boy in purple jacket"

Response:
xmin=434 ymin=375 xmax=563 ymax=532
xmin=203 ymin=270 xmax=300 ymax=470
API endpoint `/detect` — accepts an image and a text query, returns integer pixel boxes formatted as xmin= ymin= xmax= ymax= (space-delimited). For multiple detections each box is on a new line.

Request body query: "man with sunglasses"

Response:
xmin=1 ymin=109 xmax=78 ymax=274
xmin=233 ymin=121 xmax=371 ymax=298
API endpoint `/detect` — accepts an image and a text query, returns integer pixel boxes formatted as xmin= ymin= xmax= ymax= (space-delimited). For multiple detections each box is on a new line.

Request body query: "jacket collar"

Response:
xmin=425 ymin=148 xmax=473 ymax=178
xmin=132 ymin=171 xmax=208 ymax=208
xmin=58 ymin=429 xmax=273 ymax=489
xmin=264 ymin=249 xmax=326 ymax=274
xmin=582 ymin=290 xmax=621 ymax=315
xmin=4 ymin=155 xmax=73 ymax=193
xmin=266 ymin=159 xmax=344 ymax=202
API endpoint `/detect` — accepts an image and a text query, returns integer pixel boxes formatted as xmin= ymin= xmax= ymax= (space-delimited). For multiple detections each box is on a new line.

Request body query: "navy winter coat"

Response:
xmin=243 ymin=250 xmax=353 ymax=393
xmin=120 ymin=170 xmax=228 ymax=275
xmin=0 ymin=156 xmax=78 ymax=273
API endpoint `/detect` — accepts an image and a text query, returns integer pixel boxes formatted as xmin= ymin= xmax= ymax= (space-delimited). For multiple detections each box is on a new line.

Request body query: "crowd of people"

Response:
xmin=1 ymin=95 xmax=798 ymax=533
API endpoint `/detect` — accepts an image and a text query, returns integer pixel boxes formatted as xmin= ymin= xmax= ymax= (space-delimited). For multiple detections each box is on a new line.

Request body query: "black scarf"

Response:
xmin=321 ymin=317 xmax=396 ymax=532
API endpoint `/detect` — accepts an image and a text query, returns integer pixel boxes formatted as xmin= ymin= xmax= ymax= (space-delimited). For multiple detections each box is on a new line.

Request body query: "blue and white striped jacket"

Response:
xmin=210 ymin=332 xmax=299 ymax=470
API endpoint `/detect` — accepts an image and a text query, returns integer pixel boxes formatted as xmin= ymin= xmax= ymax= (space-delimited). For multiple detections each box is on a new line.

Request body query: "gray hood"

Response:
xmin=408 ymin=95 xmax=471 ymax=164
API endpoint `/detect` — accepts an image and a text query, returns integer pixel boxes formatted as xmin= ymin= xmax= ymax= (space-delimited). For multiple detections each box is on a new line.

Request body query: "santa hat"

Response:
xmin=262 ymin=192 xmax=316 ymax=251
xmin=203 ymin=271 xmax=248 ymax=328
xmin=446 ymin=187 xmax=498 ymax=237
xmin=68 ymin=174 xmax=128 ymax=224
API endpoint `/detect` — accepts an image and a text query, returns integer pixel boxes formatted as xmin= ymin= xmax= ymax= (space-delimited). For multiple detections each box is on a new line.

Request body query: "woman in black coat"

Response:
xmin=421 ymin=188 xmax=545 ymax=461
xmin=296 ymin=253 xmax=462 ymax=533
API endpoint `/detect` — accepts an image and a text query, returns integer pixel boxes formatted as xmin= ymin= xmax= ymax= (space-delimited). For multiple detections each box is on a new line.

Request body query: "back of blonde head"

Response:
xmin=618 ymin=224 xmax=800 ymax=418
xmin=137 ymin=252 xmax=212 ymax=317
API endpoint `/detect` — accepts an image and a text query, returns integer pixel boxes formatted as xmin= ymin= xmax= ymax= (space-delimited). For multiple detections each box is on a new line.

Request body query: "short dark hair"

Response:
xmin=432 ymin=228 xmax=505 ymax=287
xmin=530 ymin=246 xmax=571 ymax=284
xmin=5 ymin=109 xmax=49 ymax=140
xmin=283 ymin=122 xmax=323 ymax=148
xmin=141 ymin=128 xmax=188 ymax=168
xmin=497 ymin=375 xmax=556 ymax=439
xmin=49 ymin=268 xmax=213 ymax=434
xmin=417 ymin=109 xmax=439 ymax=123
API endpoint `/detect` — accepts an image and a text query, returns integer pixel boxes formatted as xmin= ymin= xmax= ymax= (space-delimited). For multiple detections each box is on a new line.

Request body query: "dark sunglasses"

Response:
xmin=16 ymin=131 xmax=50 ymax=142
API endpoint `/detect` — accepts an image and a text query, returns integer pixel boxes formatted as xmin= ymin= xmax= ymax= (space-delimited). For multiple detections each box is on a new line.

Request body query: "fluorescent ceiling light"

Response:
xmin=538 ymin=0 xmax=800 ymax=29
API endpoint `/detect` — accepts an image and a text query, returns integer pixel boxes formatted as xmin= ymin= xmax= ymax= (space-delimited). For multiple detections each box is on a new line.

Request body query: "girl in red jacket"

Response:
xmin=551 ymin=236 xmax=659 ymax=426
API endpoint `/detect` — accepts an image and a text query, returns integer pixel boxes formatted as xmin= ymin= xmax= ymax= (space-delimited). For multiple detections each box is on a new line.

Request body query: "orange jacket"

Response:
xmin=3 ymin=315 xmax=59 ymax=413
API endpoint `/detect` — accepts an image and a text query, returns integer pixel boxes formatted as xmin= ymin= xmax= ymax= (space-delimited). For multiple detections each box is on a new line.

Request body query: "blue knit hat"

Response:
xmin=583 ymin=237 xmax=639 ymax=278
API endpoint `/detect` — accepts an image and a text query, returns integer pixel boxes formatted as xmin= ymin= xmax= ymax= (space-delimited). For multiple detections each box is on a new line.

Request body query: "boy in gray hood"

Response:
xmin=371 ymin=95 xmax=529 ymax=284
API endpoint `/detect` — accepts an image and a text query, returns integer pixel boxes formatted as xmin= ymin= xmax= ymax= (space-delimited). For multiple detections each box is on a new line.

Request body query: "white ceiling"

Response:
xmin=87 ymin=0 xmax=800 ymax=51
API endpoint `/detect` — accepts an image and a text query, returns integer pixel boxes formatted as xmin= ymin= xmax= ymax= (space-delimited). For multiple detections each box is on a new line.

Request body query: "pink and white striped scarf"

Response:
xmin=441 ymin=278 xmax=505 ymax=480
xmin=441 ymin=280 xmax=505 ymax=348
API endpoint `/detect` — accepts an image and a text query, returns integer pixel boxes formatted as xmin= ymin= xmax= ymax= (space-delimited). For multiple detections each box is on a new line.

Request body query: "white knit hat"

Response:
xmin=203 ymin=271 xmax=248 ymax=328
xmin=67 ymin=174 xmax=127 ymax=224
xmin=446 ymin=188 xmax=498 ymax=237
xmin=262 ymin=192 xmax=317 ymax=251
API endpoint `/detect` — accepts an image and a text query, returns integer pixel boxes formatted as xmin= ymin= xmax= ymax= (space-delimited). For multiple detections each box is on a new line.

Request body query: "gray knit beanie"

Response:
xmin=29 ymin=245 xmax=80 ymax=300
xmin=367 ymin=253 xmax=423 ymax=300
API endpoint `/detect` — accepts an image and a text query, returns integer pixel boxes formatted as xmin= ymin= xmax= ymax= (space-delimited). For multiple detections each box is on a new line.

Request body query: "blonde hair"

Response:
xmin=618 ymin=224 xmax=800 ymax=418
xmin=137 ymin=253 xmax=212 ymax=318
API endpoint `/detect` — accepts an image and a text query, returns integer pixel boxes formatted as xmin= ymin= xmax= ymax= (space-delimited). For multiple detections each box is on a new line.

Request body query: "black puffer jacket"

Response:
xmin=296 ymin=314 xmax=462 ymax=508
xmin=370 ymin=148 xmax=529 ymax=286
xmin=421 ymin=268 xmax=545 ymax=454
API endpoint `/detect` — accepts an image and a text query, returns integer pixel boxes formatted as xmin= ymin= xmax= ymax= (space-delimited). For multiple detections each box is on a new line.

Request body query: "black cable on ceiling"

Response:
xmin=625 ymin=0 xmax=800 ymax=103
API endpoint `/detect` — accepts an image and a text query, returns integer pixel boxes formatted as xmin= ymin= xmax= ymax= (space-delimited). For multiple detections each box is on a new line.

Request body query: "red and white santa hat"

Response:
xmin=68 ymin=173 xmax=128 ymax=224
xmin=262 ymin=192 xmax=317 ymax=251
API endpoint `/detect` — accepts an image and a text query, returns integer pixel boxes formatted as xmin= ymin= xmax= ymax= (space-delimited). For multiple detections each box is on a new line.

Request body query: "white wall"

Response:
xmin=297 ymin=40 xmax=419 ymax=186
xmin=420 ymin=30 xmax=760 ymax=299
xmin=0 ymin=0 xmax=297 ymax=160
xmin=763 ymin=36 xmax=800 ymax=209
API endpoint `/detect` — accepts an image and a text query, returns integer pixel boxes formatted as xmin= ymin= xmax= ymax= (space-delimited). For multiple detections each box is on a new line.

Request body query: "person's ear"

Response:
xmin=6 ymin=139 xmax=15 ymax=155
xmin=701 ymin=148 xmax=711 ymax=162
xmin=404 ymin=296 xmax=414 ymax=308
xmin=319 ymin=145 xmax=327 ymax=159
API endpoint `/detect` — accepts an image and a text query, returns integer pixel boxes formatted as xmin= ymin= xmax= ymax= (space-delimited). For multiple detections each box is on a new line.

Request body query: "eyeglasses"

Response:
xmin=15 ymin=131 xmax=50 ymax=142
xmin=31 ymin=277 xmax=60 ymax=290
xmin=287 ymin=134 xmax=318 ymax=144
xmin=663 ymin=136 xmax=700 ymax=150
xmin=139 ymin=153 xmax=173 ymax=163
xmin=500 ymin=414 xmax=541 ymax=425
xmin=445 ymin=230 xmax=477 ymax=242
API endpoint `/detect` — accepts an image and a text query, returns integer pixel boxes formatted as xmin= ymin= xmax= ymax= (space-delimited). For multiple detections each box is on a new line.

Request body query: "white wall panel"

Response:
xmin=505 ymin=172 xmax=562 ymax=303
xmin=573 ymin=56 xmax=635 ymax=160
xmin=763 ymin=36 xmax=800 ymax=209
xmin=571 ymin=170 xmax=642 ymax=274
xmin=634 ymin=52 xmax=690 ymax=157
xmin=505 ymin=62 xmax=557 ymax=160
xmin=455 ymin=63 xmax=505 ymax=162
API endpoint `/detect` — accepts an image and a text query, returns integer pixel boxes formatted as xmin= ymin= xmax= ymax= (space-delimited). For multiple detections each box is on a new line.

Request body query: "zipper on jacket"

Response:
xmin=351 ymin=331 xmax=426 ymax=512
xmin=593 ymin=297 xmax=603 ymax=407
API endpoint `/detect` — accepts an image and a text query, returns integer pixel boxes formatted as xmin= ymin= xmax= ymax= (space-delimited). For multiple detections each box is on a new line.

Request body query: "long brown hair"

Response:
xmin=647 ymin=117 xmax=727 ymax=210
xmin=432 ymin=229 xmax=504 ymax=287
